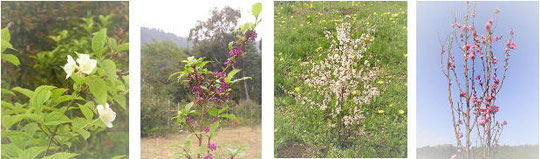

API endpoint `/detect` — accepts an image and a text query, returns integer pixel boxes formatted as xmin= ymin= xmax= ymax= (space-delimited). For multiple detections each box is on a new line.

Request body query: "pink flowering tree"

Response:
xmin=441 ymin=3 xmax=515 ymax=159
xmin=168 ymin=3 xmax=261 ymax=159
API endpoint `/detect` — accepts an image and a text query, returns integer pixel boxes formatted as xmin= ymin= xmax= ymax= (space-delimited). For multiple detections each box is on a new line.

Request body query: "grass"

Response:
xmin=274 ymin=1 xmax=407 ymax=158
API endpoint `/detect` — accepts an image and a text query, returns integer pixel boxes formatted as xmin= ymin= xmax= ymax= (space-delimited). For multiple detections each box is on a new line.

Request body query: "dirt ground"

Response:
xmin=142 ymin=126 xmax=261 ymax=159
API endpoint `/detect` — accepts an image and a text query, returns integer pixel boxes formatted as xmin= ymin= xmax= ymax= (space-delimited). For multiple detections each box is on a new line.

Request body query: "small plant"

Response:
xmin=168 ymin=3 xmax=261 ymax=159
xmin=440 ymin=2 xmax=515 ymax=159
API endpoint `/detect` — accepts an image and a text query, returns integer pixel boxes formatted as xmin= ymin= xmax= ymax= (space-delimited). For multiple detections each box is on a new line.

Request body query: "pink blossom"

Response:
xmin=489 ymin=105 xmax=500 ymax=113
xmin=502 ymin=121 xmax=508 ymax=125
xmin=475 ymin=75 xmax=481 ymax=80
xmin=494 ymin=8 xmax=500 ymax=14
xmin=459 ymin=92 xmax=467 ymax=97
xmin=478 ymin=119 xmax=487 ymax=125
xmin=485 ymin=19 xmax=494 ymax=34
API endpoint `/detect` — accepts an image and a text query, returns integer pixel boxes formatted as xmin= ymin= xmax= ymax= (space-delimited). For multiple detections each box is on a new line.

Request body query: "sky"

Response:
xmin=417 ymin=1 xmax=539 ymax=147
xmin=140 ymin=0 xmax=261 ymax=38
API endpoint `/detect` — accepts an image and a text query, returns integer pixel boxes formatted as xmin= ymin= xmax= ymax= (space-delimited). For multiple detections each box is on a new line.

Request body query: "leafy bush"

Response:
xmin=1 ymin=3 xmax=129 ymax=157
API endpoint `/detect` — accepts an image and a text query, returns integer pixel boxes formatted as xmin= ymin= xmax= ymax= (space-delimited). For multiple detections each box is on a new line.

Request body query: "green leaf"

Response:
xmin=208 ymin=107 xmax=218 ymax=117
xmin=252 ymin=3 xmax=262 ymax=18
xmin=2 ymin=27 xmax=11 ymax=43
xmin=117 ymin=43 xmax=129 ymax=51
xmin=86 ymin=77 xmax=108 ymax=105
xmin=22 ymin=123 xmax=39 ymax=135
xmin=2 ymin=88 xmax=15 ymax=96
xmin=44 ymin=112 xmax=70 ymax=126
xmin=92 ymin=28 xmax=107 ymax=57
xmin=2 ymin=115 xmax=22 ymax=129
xmin=208 ymin=121 xmax=220 ymax=138
xmin=225 ymin=69 xmax=241 ymax=83
xmin=12 ymin=87 xmax=34 ymax=98
xmin=228 ymin=41 xmax=234 ymax=50
xmin=2 ymin=54 xmax=20 ymax=66
xmin=184 ymin=102 xmax=194 ymax=112
xmin=168 ymin=144 xmax=183 ymax=149
xmin=218 ymin=106 xmax=229 ymax=114
xmin=30 ymin=86 xmax=53 ymax=109
xmin=113 ymin=94 xmax=127 ymax=110
xmin=231 ymin=77 xmax=252 ymax=84
xmin=1 ymin=27 xmax=14 ymax=53
xmin=111 ymin=155 xmax=127 ymax=159
xmin=220 ymin=114 xmax=237 ymax=121
xmin=20 ymin=146 xmax=47 ymax=159
xmin=100 ymin=59 xmax=117 ymax=79
xmin=77 ymin=129 xmax=90 ymax=140
xmin=43 ymin=152 xmax=79 ymax=159
xmin=20 ymin=114 xmax=42 ymax=122
xmin=1 ymin=143 xmax=23 ymax=158
xmin=78 ymin=103 xmax=94 ymax=120
xmin=168 ymin=71 xmax=185 ymax=80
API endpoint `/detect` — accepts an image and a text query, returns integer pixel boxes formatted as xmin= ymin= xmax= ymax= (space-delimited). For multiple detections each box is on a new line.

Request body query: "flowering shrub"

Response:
xmin=286 ymin=17 xmax=380 ymax=146
xmin=274 ymin=2 xmax=407 ymax=157
xmin=168 ymin=3 xmax=261 ymax=159
xmin=441 ymin=3 xmax=515 ymax=159
xmin=1 ymin=26 xmax=128 ymax=158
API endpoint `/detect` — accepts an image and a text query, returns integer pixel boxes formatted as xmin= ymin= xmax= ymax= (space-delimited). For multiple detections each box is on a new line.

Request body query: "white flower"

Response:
xmin=76 ymin=54 xmax=97 ymax=75
xmin=63 ymin=54 xmax=97 ymax=79
xmin=63 ymin=55 xmax=78 ymax=79
xmin=97 ymin=103 xmax=116 ymax=128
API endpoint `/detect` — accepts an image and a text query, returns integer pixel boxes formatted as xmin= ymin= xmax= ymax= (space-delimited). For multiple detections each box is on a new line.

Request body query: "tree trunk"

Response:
xmin=242 ymin=62 xmax=250 ymax=100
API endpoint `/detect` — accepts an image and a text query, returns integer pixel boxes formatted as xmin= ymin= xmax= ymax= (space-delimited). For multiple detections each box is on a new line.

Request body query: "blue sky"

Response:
xmin=417 ymin=1 xmax=539 ymax=147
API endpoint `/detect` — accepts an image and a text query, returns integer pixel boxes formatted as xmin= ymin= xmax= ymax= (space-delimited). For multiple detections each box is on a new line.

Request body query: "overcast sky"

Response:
xmin=140 ymin=0 xmax=261 ymax=37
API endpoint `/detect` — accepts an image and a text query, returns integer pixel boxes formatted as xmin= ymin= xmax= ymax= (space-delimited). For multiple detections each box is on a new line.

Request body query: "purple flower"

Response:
xmin=208 ymin=143 xmax=217 ymax=151
xmin=186 ymin=116 xmax=195 ymax=123
xmin=203 ymin=154 xmax=213 ymax=159
xmin=203 ymin=127 xmax=210 ymax=132
xmin=229 ymin=47 xmax=244 ymax=56
xmin=246 ymin=30 xmax=257 ymax=42
xmin=212 ymin=71 xmax=225 ymax=78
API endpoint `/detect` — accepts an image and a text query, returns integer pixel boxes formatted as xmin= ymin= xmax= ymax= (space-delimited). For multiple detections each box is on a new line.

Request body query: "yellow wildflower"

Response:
xmin=377 ymin=110 xmax=385 ymax=114
xmin=294 ymin=87 xmax=301 ymax=92
xmin=398 ymin=110 xmax=405 ymax=115
xmin=377 ymin=81 xmax=384 ymax=84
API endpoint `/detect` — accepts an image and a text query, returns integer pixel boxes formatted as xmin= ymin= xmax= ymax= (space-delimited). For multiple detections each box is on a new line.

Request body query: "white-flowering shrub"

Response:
xmin=288 ymin=18 xmax=380 ymax=144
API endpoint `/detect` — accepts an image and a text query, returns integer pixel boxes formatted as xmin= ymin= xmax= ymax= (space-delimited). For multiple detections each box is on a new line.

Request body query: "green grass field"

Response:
xmin=274 ymin=1 xmax=407 ymax=158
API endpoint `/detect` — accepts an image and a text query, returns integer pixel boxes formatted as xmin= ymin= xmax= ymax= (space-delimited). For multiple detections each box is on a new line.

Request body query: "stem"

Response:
xmin=44 ymin=126 xmax=59 ymax=157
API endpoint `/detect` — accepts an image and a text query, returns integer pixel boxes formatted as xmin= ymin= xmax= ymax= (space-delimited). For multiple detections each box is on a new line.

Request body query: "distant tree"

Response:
xmin=188 ymin=6 xmax=261 ymax=103
xmin=141 ymin=41 xmax=191 ymax=136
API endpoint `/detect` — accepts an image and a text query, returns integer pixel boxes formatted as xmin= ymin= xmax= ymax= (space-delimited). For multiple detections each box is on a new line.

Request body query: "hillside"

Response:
xmin=141 ymin=27 xmax=192 ymax=48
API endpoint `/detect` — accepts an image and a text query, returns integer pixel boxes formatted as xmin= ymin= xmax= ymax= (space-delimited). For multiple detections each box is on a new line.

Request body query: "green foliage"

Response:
xmin=1 ymin=24 xmax=128 ymax=158
xmin=1 ymin=28 xmax=19 ymax=66
xmin=1 ymin=1 xmax=129 ymax=90
xmin=274 ymin=1 xmax=407 ymax=158
xmin=141 ymin=41 xmax=191 ymax=137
